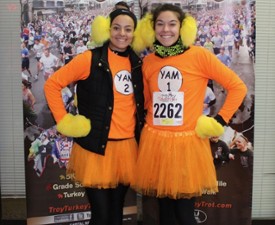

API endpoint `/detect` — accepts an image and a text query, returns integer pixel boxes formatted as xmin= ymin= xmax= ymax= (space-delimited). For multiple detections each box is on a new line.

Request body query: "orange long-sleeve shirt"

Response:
xmin=44 ymin=49 xmax=136 ymax=139
xmin=142 ymin=45 xmax=247 ymax=131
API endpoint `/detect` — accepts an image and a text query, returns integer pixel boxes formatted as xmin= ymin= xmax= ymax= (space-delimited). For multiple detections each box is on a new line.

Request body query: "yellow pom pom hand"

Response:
xmin=195 ymin=115 xmax=224 ymax=139
xmin=56 ymin=114 xmax=91 ymax=138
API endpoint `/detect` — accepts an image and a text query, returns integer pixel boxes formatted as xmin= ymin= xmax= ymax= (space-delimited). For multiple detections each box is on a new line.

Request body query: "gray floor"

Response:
xmin=1 ymin=198 xmax=26 ymax=220
xmin=1 ymin=198 xmax=26 ymax=225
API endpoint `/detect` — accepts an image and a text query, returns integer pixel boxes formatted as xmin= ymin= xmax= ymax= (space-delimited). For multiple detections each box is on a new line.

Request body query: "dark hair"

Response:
xmin=114 ymin=1 xmax=130 ymax=10
xmin=109 ymin=9 xmax=137 ymax=29
xmin=152 ymin=4 xmax=185 ymax=28
xmin=22 ymin=79 xmax=32 ymax=89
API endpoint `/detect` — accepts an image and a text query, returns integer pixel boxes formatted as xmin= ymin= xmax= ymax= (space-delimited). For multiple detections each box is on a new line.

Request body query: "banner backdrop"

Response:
xmin=21 ymin=0 xmax=255 ymax=225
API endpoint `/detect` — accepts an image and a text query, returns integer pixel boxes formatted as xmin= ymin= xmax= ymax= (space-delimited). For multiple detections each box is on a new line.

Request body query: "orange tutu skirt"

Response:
xmin=67 ymin=138 xmax=138 ymax=188
xmin=132 ymin=124 xmax=218 ymax=199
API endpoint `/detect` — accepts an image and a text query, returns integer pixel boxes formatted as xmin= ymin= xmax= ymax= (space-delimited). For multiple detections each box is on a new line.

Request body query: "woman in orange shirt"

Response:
xmin=44 ymin=9 xmax=144 ymax=225
xmin=132 ymin=4 xmax=247 ymax=225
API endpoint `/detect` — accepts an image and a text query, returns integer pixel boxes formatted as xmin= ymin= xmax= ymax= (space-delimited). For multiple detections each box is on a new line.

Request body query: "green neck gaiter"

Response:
xmin=153 ymin=38 xmax=188 ymax=58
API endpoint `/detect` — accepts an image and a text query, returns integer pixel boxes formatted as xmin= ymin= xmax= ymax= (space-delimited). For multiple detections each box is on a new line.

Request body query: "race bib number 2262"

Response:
xmin=153 ymin=92 xmax=184 ymax=126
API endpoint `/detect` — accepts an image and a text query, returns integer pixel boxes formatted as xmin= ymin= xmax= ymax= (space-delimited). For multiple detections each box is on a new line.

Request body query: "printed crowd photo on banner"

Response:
xmin=21 ymin=0 xmax=255 ymax=225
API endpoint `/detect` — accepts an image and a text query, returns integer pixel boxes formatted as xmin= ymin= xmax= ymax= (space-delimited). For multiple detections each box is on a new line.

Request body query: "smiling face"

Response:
xmin=154 ymin=11 xmax=181 ymax=47
xmin=235 ymin=137 xmax=248 ymax=151
xmin=108 ymin=15 xmax=135 ymax=52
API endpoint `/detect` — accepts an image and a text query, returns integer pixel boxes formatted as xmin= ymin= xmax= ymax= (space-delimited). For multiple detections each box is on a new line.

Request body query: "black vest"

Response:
xmin=74 ymin=42 xmax=144 ymax=155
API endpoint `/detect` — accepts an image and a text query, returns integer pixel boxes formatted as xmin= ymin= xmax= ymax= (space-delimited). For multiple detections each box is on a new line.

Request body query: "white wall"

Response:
xmin=0 ymin=0 xmax=25 ymax=196
xmin=252 ymin=0 xmax=275 ymax=219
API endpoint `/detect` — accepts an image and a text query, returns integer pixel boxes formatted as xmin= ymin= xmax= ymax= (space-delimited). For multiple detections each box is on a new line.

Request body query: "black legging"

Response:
xmin=85 ymin=184 xmax=129 ymax=225
xmin=158 ymin=197 xmax=197 ymax=225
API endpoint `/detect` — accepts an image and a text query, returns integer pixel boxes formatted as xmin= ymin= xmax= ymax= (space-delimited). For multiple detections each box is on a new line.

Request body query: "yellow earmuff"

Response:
xmin=91 ymin=16 xmax=111 ymax=46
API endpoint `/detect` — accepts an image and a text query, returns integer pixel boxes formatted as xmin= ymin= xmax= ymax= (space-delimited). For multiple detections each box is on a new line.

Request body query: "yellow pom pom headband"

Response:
xmin=91 ymin=15 xmax=110 ymax=46
xmin=180 ymin=15 xmax=197 ymax=47
xmin=132 ymin=14 xmax=155 ymax=53
xmin=132 ymin=8 xmax=198 ymax=53
xmin=91 ymin=9 xmax=137 ymax=46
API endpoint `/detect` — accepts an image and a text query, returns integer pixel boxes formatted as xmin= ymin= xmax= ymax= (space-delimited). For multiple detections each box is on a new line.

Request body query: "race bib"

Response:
xmin=153 ymin=91 xmax=184 ymax=126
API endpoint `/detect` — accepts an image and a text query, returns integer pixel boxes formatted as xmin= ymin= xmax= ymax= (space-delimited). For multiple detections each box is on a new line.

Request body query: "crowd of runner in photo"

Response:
xmin=21 ymin=2 xmax=255 ymax=81
xmin=22 ymin=4 xmax=255 ymax=75
xmin=20 ymin=2 xmax=255 ymax=133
